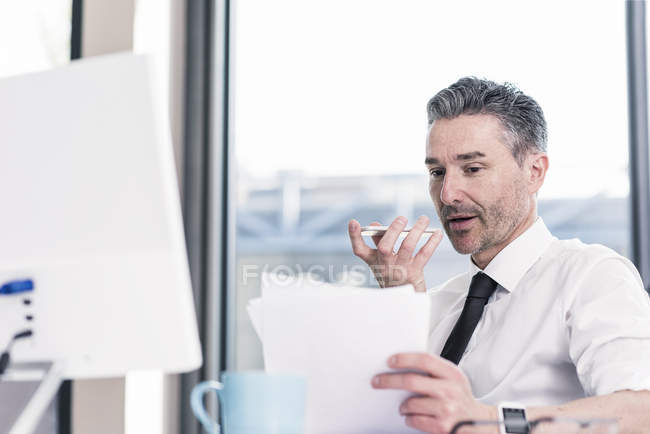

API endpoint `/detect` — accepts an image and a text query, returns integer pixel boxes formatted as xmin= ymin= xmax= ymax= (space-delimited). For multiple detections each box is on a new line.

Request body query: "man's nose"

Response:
xmin=439 ymin=172 xmax=465 ymax=205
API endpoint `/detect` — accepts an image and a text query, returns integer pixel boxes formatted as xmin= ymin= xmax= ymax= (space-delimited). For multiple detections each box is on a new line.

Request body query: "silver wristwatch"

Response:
xmin=497 ymin=401 xmax=529 ymax=434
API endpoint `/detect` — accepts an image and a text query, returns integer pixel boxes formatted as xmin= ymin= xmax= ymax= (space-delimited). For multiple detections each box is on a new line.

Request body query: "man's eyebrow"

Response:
xmin=457 ymin=151 xmax=486 ymax=161
xmin=424 ymin=151 xmax=486 ymax=165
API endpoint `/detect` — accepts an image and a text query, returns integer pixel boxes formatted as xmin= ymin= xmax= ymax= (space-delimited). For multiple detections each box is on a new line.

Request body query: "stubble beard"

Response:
xmin=441 ymin=185 xmax=530 ymax=256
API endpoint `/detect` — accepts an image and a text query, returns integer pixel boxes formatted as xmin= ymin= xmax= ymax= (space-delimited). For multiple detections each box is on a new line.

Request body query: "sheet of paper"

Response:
xmin=250 ymin=278 xmax=430 ymax=433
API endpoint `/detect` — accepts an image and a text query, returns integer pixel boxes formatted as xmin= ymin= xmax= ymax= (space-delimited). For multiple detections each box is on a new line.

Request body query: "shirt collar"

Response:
xmin=468 ymin=217 xmax=554 ymax=293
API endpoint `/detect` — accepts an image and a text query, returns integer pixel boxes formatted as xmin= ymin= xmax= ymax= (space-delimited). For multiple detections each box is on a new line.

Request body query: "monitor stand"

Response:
xmin=0 ymin=361 xmax=63 ymax=434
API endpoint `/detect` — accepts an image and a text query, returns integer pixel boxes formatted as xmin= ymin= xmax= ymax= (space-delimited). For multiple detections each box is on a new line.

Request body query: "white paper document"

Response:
xmin=248 ymin=276 xmax=431 ymax=433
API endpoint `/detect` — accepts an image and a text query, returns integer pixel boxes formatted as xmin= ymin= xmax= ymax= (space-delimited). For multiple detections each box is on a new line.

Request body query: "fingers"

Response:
xmin=388 ymin=353 xmax=463 ymax=382
xmin=348 ymin=219 xmax=374 ymax=263
xmin=400 ymin=396 xmax=440 ymax=417
xmin=404 ymin=415 xmax=444 ymax=433
xmin=352 ymin=216 xmax=441 ymax=275
xmin=368 ymin=221 xmax=383 ymax=247
xmin=372 ymin=372 xmax=446 ymax=398
xmin=396 ymin=215 xmax=429 ymax=263
xmin=376 ymin=216 xmax=407 ymax=258
xmin=413 ymin=229 xmax=443 ymax=270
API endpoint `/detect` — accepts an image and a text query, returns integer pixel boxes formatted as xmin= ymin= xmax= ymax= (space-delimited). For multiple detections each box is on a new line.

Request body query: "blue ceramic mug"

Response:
xmin=191 ymin=371 xmax=306 ymax=434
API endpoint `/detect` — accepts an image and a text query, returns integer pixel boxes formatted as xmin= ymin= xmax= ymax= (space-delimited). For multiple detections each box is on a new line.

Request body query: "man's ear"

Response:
xmin=527 ymin=153 xmax=549 ymax=195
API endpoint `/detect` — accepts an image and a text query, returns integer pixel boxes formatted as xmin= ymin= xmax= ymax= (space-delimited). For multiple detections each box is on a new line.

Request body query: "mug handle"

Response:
xmin=191 ymin=380 xmax=224 ymax=433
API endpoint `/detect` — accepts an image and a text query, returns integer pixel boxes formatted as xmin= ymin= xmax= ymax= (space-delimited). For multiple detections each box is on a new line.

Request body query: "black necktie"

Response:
xmin=440 ymin=272 xmax=498 ymax=365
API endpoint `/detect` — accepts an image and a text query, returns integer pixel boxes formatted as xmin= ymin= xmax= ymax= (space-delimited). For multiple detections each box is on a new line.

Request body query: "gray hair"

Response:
xmin=426 ymin=77 xmax=547 ymax=165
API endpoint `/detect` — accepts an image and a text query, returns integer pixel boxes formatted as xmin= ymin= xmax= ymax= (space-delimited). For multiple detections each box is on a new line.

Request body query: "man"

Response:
xmin=348 ymin=77 xmax=650 ymax=433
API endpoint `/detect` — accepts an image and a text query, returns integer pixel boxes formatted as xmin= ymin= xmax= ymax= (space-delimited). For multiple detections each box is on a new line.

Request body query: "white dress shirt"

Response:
xmin=427 ymin=217 xmax=650 ymax=406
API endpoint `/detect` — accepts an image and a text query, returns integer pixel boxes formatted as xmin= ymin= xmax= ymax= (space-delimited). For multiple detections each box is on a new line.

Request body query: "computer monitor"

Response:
xmin=0 ymin=53 xmax=202 ymax=378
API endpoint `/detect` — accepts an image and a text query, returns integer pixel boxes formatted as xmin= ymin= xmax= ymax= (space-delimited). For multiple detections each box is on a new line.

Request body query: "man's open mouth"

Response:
xmin=447 ymin=216 xmax=477 ymax=230
xmin=448 ymin=216 xmax=475 ymax=222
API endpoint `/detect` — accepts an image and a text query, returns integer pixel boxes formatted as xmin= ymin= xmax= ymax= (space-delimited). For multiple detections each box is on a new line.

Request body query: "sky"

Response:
xmin=233 ymin=0 xmax=632 ymax=199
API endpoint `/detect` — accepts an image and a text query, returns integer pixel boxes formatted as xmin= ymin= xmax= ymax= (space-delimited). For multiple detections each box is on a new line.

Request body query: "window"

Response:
xmin=232 ymin=0 xmax=629 ymax=369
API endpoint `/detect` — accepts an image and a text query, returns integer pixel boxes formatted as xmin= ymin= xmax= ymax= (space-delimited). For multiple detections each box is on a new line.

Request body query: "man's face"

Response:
xmin=426 ymin=114 xmax=532 ymax=256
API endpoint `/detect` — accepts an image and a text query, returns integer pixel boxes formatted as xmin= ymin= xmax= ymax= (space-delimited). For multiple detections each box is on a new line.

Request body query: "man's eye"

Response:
xmin=465 ymin=167 xmax=482 ymax=174
xmin=429 ymin=168 xmax=445 ymax=178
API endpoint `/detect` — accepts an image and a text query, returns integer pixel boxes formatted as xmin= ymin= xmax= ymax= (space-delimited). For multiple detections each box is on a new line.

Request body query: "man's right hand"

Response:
xmin=348 ymin=215 xmax=443 ymax=292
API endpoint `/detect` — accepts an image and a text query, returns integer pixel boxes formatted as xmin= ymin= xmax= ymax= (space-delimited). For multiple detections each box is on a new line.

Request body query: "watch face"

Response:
xmin=503 ymin=408 xmax=528 ymax=434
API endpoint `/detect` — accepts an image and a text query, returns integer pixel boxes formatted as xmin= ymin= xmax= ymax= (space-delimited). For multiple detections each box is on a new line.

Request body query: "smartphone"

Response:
xmin=360 ymin=225 xmax=441 ymax=237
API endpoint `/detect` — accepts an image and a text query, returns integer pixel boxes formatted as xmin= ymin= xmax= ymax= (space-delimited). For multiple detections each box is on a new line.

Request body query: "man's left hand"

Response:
xmin=372 ymin=353 xmax=496 ymax=433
